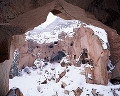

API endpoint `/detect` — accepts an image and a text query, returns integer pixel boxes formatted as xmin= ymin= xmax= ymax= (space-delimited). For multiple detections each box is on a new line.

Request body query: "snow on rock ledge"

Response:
xmin=84 ymin=24 xmax=109 ymax=49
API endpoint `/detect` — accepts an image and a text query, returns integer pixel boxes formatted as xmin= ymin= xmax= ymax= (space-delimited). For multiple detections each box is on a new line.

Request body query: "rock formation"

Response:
xmin=6 ymin=88 xmax=23 ymax=96
xmin=16 ymin=24 xmax=109 ymax=85
xmin=0 ymin=0 xmax=120 ymax=95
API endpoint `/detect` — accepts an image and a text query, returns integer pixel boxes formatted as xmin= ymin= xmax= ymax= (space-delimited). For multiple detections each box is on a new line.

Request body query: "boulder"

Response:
xmin=56 ymin=71 xmax=66 ymax=83
xmin=64 ymin=90 xmax=69 ymax=95
xmin=41 ymin=80 xmax=47 ymax=84
xmin=91 ymin=89 xmax=103 ymax=96
xmin=73 ymin=87 xmax=82 ymax=96
xmin=61 ymin=82 xmax=67 ymax=88
xmin=61 ymin=62 xmax=66 ymax=67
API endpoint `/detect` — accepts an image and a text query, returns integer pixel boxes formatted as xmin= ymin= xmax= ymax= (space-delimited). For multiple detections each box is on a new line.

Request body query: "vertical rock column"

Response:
xmin=0 ymin=39 xmax=14 ymax=95
xmin=80 ymin=25 xmax=110 ymax=85
xmin=0 ymin=33 xmax=24 ymax=95
xmin=0 ymin=60 xmax=11 ymax=96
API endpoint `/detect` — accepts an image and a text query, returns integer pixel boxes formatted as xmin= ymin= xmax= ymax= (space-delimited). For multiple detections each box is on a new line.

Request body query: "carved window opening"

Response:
xmin=36 ymin=46 xmax=39 ymax=48
xmin=85 ymin=53 xmax=88 ymax=58
xmin=70 ymin=41 xmax=74 ymax=46
xmin=51 ymin=9 xmax=62 ymax=15
xmin=49 ymin=44 xmax=53 ymax=48
xmin=54 ymin=41 xmax=58 ymax=45
xmin=82 ymin=60 xmax=86 ymax=64
xmin=79 ymin=48 xmax=90 ymax=64
xmin=74 ymin=55 xmax=76 ymax=59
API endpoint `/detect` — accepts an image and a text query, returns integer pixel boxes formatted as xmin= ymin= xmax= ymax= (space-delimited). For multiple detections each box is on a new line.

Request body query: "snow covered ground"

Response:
xmin=9 ymin=59 xmax=120 ymax=96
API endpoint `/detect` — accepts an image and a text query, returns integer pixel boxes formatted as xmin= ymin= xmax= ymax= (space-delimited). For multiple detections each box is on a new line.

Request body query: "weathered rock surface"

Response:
xmin=85 ymin=66 xmax=94 ymax=84
xmin=64 ymin=90 xmax=69 ymax=95
xmin=0 ymin=0 xmax=120 ymax=95
xmin=61 ymin=62 xmax=66 ymax=67
xmin=19 ymin=25 xmax=109 ymax=85
xmin=0 ymin=0 xmax=119 ymax=64
xmin=91 ymin=89 xmax=103 ymax=96
xmin=61 ymin=82 xmax=67 ymax=88
xmin=6 ymin=88 xmax=23 ymax=96
xmin=73 ymin=87 xmax=82 ymax=96
xmin=56 ymin=70 xmax=66 ymax=83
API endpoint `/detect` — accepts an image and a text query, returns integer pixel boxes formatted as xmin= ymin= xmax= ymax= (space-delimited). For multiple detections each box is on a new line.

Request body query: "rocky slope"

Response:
xmin=9 ymin=59 xmax=120 ymax=96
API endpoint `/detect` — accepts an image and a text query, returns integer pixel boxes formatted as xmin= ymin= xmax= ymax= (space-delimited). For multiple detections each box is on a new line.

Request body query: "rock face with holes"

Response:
xmin=12 ymin=23 xmax=110 ymax=85
xmin=22 ymin=24 xmax=110 ymax=85
xmin=17 ymin=40 xmax=38 ymax=70
xmin=59 ymin=25 xmax=110 ymax=85
xmin=0 ymin=0 xmax=120 ymax=95
xmin=73 ymin=87 xmax=82 ymax=96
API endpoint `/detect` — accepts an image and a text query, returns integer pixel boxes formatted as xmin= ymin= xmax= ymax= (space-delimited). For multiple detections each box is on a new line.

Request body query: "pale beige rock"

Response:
xmin=0 ymin=0 xmax=120 ymax=95
xmin=61 ymin=62 xmax=66 ymax=67
xmin=56 ymin=71 xmax=66 ymax=83
xmin=16 ymin=25 xmax=110 ymax=85
xmin=64 ymin=90 xmax=69 ymax=95
xmin=61 ymin=82 xmax=67 ymax=88
xmin=85 ymin=66 xmax=94 ymax=84
xmin=91 ymin=89 xmax=103 ymax=96
xmin=73 ymin=87 xmax=82 ymax=96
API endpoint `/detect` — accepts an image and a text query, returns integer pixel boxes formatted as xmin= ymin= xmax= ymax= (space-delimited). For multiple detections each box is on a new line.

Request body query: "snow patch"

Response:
xmin=9 ymin=62 xmax=120 ymax=96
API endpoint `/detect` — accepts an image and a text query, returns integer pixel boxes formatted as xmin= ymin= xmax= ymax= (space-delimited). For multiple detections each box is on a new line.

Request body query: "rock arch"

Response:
xmin=0 ymin=0 xmax=120 ymax=95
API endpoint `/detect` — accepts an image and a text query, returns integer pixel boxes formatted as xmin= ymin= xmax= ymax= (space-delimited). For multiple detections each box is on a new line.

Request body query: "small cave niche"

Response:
xmin=44 ymin=57 xmax=49 ymax=62
xmin=83 ymin=49 xmax=88 ymax=59
xmin=54 ymin=41 xmax=58 ymax=45
xmin=50 ymin=51 xmax=66 ymax=63
xmin=82 ymin=60 xmax=86 ymax=64
xmin=74 ymin=55 xmax=76 ymax=59
xmin=70 ymin=41 xmax=74 ymax=46
xmin=89 ymin=59 xmax=93 ymax=66
xmin=110 ymin=77 xmax=120 ymax=85
xmin=107 ymin=66 xmax=110 ymax=71
xmin=62 ymin=49 xmax=66 ymax=52
xmin=109 ymin=56 xmax=111 ymax=60
xmin=49 ymin=44 xmax=53 ymax=48
xmin=44 ymin=62 xmax=48 ymax=65
xmin=51 ymin=9 xmax=62 ymax=15
xmin=36 ymin=46 xmax=39 ymax=48
xmin=58 ymin=51 xmax=66 ymax=57
xmin=32 ymin=54 xmax=36 ymax=57
xmin=78 ymin=48 xmax=90 ymax=64
xmin=85 ymin=53 xmax=88 ymax=58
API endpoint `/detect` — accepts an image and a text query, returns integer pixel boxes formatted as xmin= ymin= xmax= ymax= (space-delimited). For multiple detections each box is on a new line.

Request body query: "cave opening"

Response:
xmin=9 ymin=12 xmax=82 ymax=86
xmin=8 ymin=10 xmax=112 ymax=95
xmin=9 ymin=10 xmax=96 ymax=95
xmin=0 ymin=0 xmax=119 ymax=95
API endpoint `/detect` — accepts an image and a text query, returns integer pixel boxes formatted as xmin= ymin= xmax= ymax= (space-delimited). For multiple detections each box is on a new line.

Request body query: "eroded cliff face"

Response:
xmin=64 ymin=0 xmax=120 ymax=35
xmin=59 ymin=25 xmax=110 ymax=85
xmin=0 ymin=0 xmax=120 ymax=95
xmin=0 ymin=0 xmax=119 ymax=65
xmin=0 ymin=0 xmax=119 ymax=70
xmin=15 ymin=24 xmax=109 ymax=85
